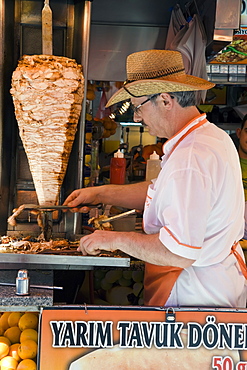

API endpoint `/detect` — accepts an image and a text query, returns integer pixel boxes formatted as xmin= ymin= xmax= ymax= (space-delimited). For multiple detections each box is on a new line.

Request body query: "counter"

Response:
xmin=0 ymin=253 xmax=130 ymax=270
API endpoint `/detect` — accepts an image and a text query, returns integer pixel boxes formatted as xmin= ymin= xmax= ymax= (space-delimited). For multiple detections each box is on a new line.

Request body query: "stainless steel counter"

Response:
xmin=0 ymin=252 xmax=130 ymax=270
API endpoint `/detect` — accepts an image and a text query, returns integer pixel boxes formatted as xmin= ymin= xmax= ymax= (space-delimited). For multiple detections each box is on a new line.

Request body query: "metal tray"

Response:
xmin=0 ymin=252 xmax=130 ymax=270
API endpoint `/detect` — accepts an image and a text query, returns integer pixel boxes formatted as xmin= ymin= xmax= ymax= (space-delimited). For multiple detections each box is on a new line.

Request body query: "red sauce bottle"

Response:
xmin=110 ymin=149 xmax=126 ymax=184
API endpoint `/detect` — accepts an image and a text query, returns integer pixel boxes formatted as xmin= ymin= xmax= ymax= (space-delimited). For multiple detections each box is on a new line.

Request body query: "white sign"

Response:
xmin=241 ymin=0 xmax=247 ymax=26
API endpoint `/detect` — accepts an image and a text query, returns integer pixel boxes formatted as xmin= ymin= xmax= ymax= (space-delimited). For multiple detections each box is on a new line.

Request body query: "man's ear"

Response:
xmin=236 ymin=127 xmax=241 ymax=139
xmin=160 ymin=93 xmax=173 ymax=108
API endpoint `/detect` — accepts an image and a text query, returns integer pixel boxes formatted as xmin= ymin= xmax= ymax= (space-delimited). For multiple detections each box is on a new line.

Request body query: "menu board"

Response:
xmin=38 ymin=306 xmax=247 ymax=369
xmin=241 ymin=0 xmax=247 ymax=28
xmin=210 ymin=3 xmax=247 ymax=65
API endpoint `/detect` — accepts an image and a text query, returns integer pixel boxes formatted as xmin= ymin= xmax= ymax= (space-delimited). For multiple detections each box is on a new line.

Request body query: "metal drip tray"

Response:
xmin=0 ymin=252 xmax=130 ymax=270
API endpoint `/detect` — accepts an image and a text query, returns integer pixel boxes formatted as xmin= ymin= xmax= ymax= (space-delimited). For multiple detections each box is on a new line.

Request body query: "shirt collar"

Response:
xmin=162 ymin=113 xmax=207 ymax=157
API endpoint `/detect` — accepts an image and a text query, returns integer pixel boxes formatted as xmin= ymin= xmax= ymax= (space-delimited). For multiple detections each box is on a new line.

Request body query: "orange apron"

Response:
xmin=144 ymin=263 xmax=183 ymax=306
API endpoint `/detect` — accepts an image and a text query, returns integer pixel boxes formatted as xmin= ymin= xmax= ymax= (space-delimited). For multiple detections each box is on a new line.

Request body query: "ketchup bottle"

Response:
xmin=110 ymin=149 xmax=126 ymax=184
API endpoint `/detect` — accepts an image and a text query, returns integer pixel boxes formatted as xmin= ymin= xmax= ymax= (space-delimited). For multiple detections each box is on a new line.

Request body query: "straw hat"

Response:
xmin=106 ymin=49 xmax=215 ymax=107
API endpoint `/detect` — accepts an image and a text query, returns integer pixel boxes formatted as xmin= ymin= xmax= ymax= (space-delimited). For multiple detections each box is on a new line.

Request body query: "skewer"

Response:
xmin=42 ymin=0 xmax=53 ymax=55
xmin=98 ymin=209 xmax=136 ymax=224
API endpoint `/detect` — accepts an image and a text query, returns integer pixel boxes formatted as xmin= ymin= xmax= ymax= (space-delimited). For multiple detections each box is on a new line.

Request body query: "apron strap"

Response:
xmin=231 ymin=241 xmax=247 ymax=280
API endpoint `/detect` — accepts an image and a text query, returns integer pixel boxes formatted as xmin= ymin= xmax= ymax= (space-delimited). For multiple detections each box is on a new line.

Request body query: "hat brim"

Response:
xmin=106 ymin=76 xmax=215 ymax=107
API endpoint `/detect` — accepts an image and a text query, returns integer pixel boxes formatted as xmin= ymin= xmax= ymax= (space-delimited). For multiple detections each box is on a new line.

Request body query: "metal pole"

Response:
xmin=0 ymin=0 xmax=4 ymax=185
xmin=74 ymin=0 xmax=92 ymax=235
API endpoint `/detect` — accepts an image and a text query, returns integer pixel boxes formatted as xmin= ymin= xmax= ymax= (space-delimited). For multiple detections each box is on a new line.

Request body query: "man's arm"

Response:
xmin=64 ymin=181 xmax=150 ymax=211
xmin=79 ymin=230 xmax=195 ymax=268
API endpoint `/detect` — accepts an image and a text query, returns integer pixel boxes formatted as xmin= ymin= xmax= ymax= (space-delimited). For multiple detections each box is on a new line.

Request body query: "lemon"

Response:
xmin=18 ymin=339 xmax=37 ymax=360
xmin=18 ymin=314 xmax=38 ymax=331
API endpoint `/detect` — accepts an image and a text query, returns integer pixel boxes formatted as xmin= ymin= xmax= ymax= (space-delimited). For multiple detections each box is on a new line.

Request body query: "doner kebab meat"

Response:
xmin=10 ymin=54 xmax=84 ymax=206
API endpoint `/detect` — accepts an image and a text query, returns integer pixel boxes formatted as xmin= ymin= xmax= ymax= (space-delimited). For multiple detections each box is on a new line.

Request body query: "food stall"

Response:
xmin=0 ymin=0 xmax=247 ymax=369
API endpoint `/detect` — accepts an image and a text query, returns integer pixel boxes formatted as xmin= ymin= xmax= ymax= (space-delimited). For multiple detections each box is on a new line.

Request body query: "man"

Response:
xmin=236 ymin=114 xmax=247 ymax=239
xmin=64 ymin=49 xmax=247 ymax=308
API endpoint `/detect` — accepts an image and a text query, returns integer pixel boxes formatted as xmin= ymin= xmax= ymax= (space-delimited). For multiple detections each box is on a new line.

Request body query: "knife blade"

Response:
xmin=98 ymin=209 xmax=136 ymax=224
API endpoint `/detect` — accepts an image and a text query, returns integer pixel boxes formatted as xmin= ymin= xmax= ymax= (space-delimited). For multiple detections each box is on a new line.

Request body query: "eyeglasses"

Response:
xmin=131 ymin=94 xmax=160 ymax=115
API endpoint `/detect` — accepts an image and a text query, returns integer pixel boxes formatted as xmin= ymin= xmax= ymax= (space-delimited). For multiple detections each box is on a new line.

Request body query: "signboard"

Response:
xmin=210 ymin=33 xmax=247 ymax=64
xmin=209 ymin=1 xmax=247 ymax=65
xmin=241 ymin=0 xmax=247 ymax=27
xmin=38 ymin=306 xmax=247 ymax=369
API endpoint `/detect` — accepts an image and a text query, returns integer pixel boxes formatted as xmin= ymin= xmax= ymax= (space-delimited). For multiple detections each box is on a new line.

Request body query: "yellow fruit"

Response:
xmin=9 ymin=343 xmax=21 ymax=362
xmin=8 ymin=312 xmax=23 ymax=327
xmin=18 ymin=340 xmax=37 ymax=360
xmin=110 ymin=128 xmax=116 ymax=135
xmin=103 ymin=120 xmax=112 ymax=130
xmin=86 ymin=89 xmax=95 ymax=100
xmin=104 ymin=269 xmax=122 ymax=284
xmin=85 ymin=132 xmax=92 ymax=144
xmin=84 ymin=154 xmax=91 ymax=164
xmin=85 ymin=113 xmax=92 ymax=121
xmin=102 ymin=129 xmax=111 ymax=138
xmin=4 ymin=326 xmax=22 ymax=344
xmin=106 ymin=286 xmax=133 ymax=305
xmin=0 ymin=325 xmax=6 ymax=336
xmin=132 ymin=270 xmax=144 ymax=283
xmin=17 ymin=359 xmax=36 ymax=370
xmin=0 ymin=355 xmax=18 ymax=369
xmin=0 ymin=312 xmax=11 ymax=331
xmin=18 ymin=314 xmax=38 ymax=331
xmin=20 ymin=329 xmax=38 ymax=344
xmin=31 ymin=313 xmax=39 ymax=317
xmin=0 ymin=336 xmax=11 ymax=359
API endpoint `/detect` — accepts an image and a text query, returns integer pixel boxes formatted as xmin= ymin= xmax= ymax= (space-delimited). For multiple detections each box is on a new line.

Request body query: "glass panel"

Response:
xmin=21 ymin=0 xmax=67 ymax=27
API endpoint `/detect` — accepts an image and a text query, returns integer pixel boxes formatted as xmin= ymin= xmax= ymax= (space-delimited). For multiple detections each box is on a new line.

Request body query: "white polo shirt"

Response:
xmin=143 ymin=114 xmax=247 ymax=307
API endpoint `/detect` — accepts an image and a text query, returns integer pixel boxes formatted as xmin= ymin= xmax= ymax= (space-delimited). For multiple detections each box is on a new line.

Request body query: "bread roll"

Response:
xmin=69 ymin=330 xmax=239 ymax=370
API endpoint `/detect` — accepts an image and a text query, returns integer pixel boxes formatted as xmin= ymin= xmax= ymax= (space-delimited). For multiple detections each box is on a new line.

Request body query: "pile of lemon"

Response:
xmin=0 ymin=311 xmax=39 ymax=370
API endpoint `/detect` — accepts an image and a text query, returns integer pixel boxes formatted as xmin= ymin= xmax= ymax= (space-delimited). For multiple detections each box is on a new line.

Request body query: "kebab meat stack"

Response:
xmin=10 ymin=54 xmax=84 ymax=206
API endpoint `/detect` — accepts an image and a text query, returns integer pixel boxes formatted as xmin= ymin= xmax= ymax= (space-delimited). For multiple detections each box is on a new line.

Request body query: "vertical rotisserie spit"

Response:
xmin=10 ymin=54 xmax=84 ymax=206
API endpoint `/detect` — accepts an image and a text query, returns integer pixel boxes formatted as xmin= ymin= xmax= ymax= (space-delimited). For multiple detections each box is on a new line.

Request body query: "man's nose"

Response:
xmin=133 ymin=112 xmax=142 ymax=123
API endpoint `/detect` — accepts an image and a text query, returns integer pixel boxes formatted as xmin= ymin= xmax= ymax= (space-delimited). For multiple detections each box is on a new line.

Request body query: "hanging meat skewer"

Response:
xmin=10 ymin=0 xmax=84 ymax=208
xmin=10 ymin=54 xmax=84 ymax=206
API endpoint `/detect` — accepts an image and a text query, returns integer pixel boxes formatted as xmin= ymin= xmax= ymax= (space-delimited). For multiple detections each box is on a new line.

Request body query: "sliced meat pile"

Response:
xmin=10 ymin=54 xmax=84 ymax=206
xmin=0 ymin=236 xmax=126 ymax=257
xmin=0 ymin=237 xmax=79 ymax=254
xmin=88 ymin=214 xmax=113 ymax=230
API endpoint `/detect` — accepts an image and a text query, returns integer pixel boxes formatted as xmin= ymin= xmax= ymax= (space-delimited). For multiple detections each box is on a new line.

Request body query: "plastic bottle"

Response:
xmin=145 ymin=151 xmax=161 ymax=181
xmin=110 ymin=149 xmax=126 ymax=184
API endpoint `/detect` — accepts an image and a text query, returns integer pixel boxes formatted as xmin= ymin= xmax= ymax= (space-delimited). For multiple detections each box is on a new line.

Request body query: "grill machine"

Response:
xmin=0 ymin=0 xmax=93 ymax=240
xmin=0 ymin=1 xmax=130 ymax=307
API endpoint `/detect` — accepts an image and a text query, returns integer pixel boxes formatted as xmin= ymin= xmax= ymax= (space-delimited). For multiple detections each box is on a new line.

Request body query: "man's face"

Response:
xmin=237 ymin=120 xmax=247 ymax=158
xmin=131 ymin=94 xmax=171 ymax=138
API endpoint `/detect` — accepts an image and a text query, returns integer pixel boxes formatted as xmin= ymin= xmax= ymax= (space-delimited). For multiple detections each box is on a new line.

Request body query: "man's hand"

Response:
xmin=63 ymin=188 xmax=99 ymax=212
xmin=78 ymin=230 xmax=118 ymax=255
